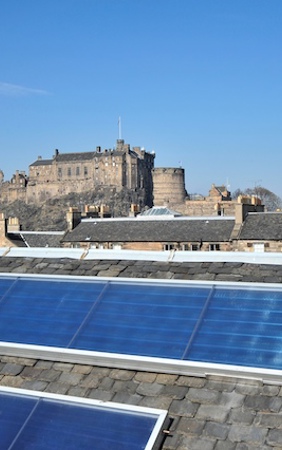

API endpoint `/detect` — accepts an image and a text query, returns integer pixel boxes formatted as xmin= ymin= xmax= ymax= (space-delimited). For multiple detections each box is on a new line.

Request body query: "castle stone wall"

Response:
xmin=1 ymin=140 xmax=155 ymax=205
xmin=152 ymin=168 xmax=186 ymax=206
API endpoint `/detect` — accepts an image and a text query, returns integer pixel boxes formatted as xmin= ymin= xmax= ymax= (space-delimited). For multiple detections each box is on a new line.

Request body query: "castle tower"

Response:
xmin=152 ymin=168 xmax=187 ymax=206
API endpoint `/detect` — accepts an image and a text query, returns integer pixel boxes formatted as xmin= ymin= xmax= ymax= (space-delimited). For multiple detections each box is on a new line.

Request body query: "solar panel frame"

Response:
xmin=1 ymin=273 xmax=282 ymax=383
xmin=0 ymin=386 xmax=168 ymax=450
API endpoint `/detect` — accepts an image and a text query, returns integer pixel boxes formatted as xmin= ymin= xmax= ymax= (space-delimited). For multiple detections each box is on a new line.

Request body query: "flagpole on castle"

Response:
xmin=118 ymin=116 xmax=122 ymax=140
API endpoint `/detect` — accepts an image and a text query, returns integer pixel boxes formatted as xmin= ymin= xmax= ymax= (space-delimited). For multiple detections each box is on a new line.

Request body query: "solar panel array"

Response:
xmin=0 ymin=389 xmax=164 ymax=450
xmin=0 ymin=275 xmax=282 ymax=370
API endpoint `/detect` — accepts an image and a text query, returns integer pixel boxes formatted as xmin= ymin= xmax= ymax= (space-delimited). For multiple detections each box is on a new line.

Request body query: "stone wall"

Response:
xmin=233 ymin=240 xmax=282 ymax=253
xmin=153 ymin=168 xmax=187 ymax=206
xmin=174 ymin=200 xmax=237 ymax=217
xmin=0 ymin=214 xmax=14 ymax=247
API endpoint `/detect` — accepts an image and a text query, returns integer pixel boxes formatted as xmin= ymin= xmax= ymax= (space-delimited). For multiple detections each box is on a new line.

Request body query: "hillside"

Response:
xmin=0 ymin=187 xmax=147 ymax=231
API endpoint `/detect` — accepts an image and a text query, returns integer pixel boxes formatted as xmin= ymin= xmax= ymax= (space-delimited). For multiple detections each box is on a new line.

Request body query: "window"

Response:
xmin=164 ymin=244 xmax=174 ymax=251
xmin=58 ymin=168 xmax=62 ymax=178
xmin=209 ymin=244 xmax=220 ymax=251
xmin=76 ymin=166 xmax=80 ymax=176
xmin=182 ymin=243 xmax=201 ymax=252
xmin=67 ymin=167 xmax=71 ymax=177
xmin=253 ymin=243 xmax=265 ymax=253
xmin=84 ymin=167 xmax=88 ymax=176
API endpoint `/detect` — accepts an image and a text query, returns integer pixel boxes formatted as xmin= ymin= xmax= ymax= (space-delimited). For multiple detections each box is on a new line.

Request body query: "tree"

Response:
xmin=232 ymin=185 xmax=282 ymax=211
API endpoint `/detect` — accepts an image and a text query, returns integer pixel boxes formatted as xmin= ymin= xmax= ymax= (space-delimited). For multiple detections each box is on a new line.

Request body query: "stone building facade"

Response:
xmin=0 ymin=170 xmax=27 ymax=203
xmin=27 ymin=139 xmax=155 ymax=204
xmin=0 ymin=140 xmax=155 ymax=205
xmin=0 ymin=213 xmax=20 ymax=247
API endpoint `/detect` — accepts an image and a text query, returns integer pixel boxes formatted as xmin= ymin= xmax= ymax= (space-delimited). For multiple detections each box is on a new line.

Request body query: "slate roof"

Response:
xmin=54 ymin=151 xmax=96 ymax=162
xmin=1 ymin=256 xmax=282 ymax=449
xmin=239 ymin=212 xmax=282 ymax=240
xmin=7 ymin=232 xmax=64 ymax=248
xmin=0 ymin=256 xmax=282 ymax=283
xmin=62 ymin=218 xmax=235 ymax=244
xmin=29 ymin=159 xmax=53 ymax=166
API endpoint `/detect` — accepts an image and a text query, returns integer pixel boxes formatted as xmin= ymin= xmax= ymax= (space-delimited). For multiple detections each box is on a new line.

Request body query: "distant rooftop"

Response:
xmin=63 ymin=217 xmax=235 ymax=243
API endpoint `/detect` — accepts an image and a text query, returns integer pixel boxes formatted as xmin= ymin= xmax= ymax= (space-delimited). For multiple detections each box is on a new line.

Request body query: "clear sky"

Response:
xmin=1 ymin=0 xmax=281 ymax=196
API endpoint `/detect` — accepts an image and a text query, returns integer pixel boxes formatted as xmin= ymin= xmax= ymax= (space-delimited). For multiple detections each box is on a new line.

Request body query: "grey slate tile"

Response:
xmin=228 ymin=424 xmax=268 ymax=445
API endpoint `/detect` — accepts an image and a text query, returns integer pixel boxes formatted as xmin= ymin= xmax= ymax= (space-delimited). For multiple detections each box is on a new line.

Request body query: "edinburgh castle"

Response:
xmin=0 ymin=138 xmax=253 ymax=220
xmin=0 ymin=139 xmax=156 ymax=206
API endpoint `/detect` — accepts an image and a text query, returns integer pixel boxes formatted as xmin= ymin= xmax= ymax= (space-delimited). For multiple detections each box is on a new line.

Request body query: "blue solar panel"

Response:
xmin=0 ymin=275 xmax=282 ymax=371
xmin=72 ymin=283 xmax=209 ymax=358
xmin=0 ymin=279 xmax=106 ymax=346
xmin=0 ymin=389 xmax=163 ymax=450
xmin=186 ymin=286 xmax=282 ymax=369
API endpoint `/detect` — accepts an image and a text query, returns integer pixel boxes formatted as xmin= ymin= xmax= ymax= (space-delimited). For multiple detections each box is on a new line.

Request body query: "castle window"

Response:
xmin=191 ymin=244 xmax=200 ymax=251
xmin=84 ymin=167 xmax=88 ymax=176
xmin=58 ymin=168 xmax=62 ymax=178
xmin=67 ymin=167 xmax=71 ymax=177
xmin=76 ymin=166 xmax=80 ymax=176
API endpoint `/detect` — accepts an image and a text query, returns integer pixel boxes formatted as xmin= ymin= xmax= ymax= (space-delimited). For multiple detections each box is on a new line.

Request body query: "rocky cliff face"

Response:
xmin=0 ymin=187 xmax=147 ymax=231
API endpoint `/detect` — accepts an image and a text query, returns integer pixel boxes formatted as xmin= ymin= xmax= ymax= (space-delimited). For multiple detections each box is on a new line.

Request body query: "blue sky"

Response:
xmin=1 ymin=0 xmax=281 ymax=196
